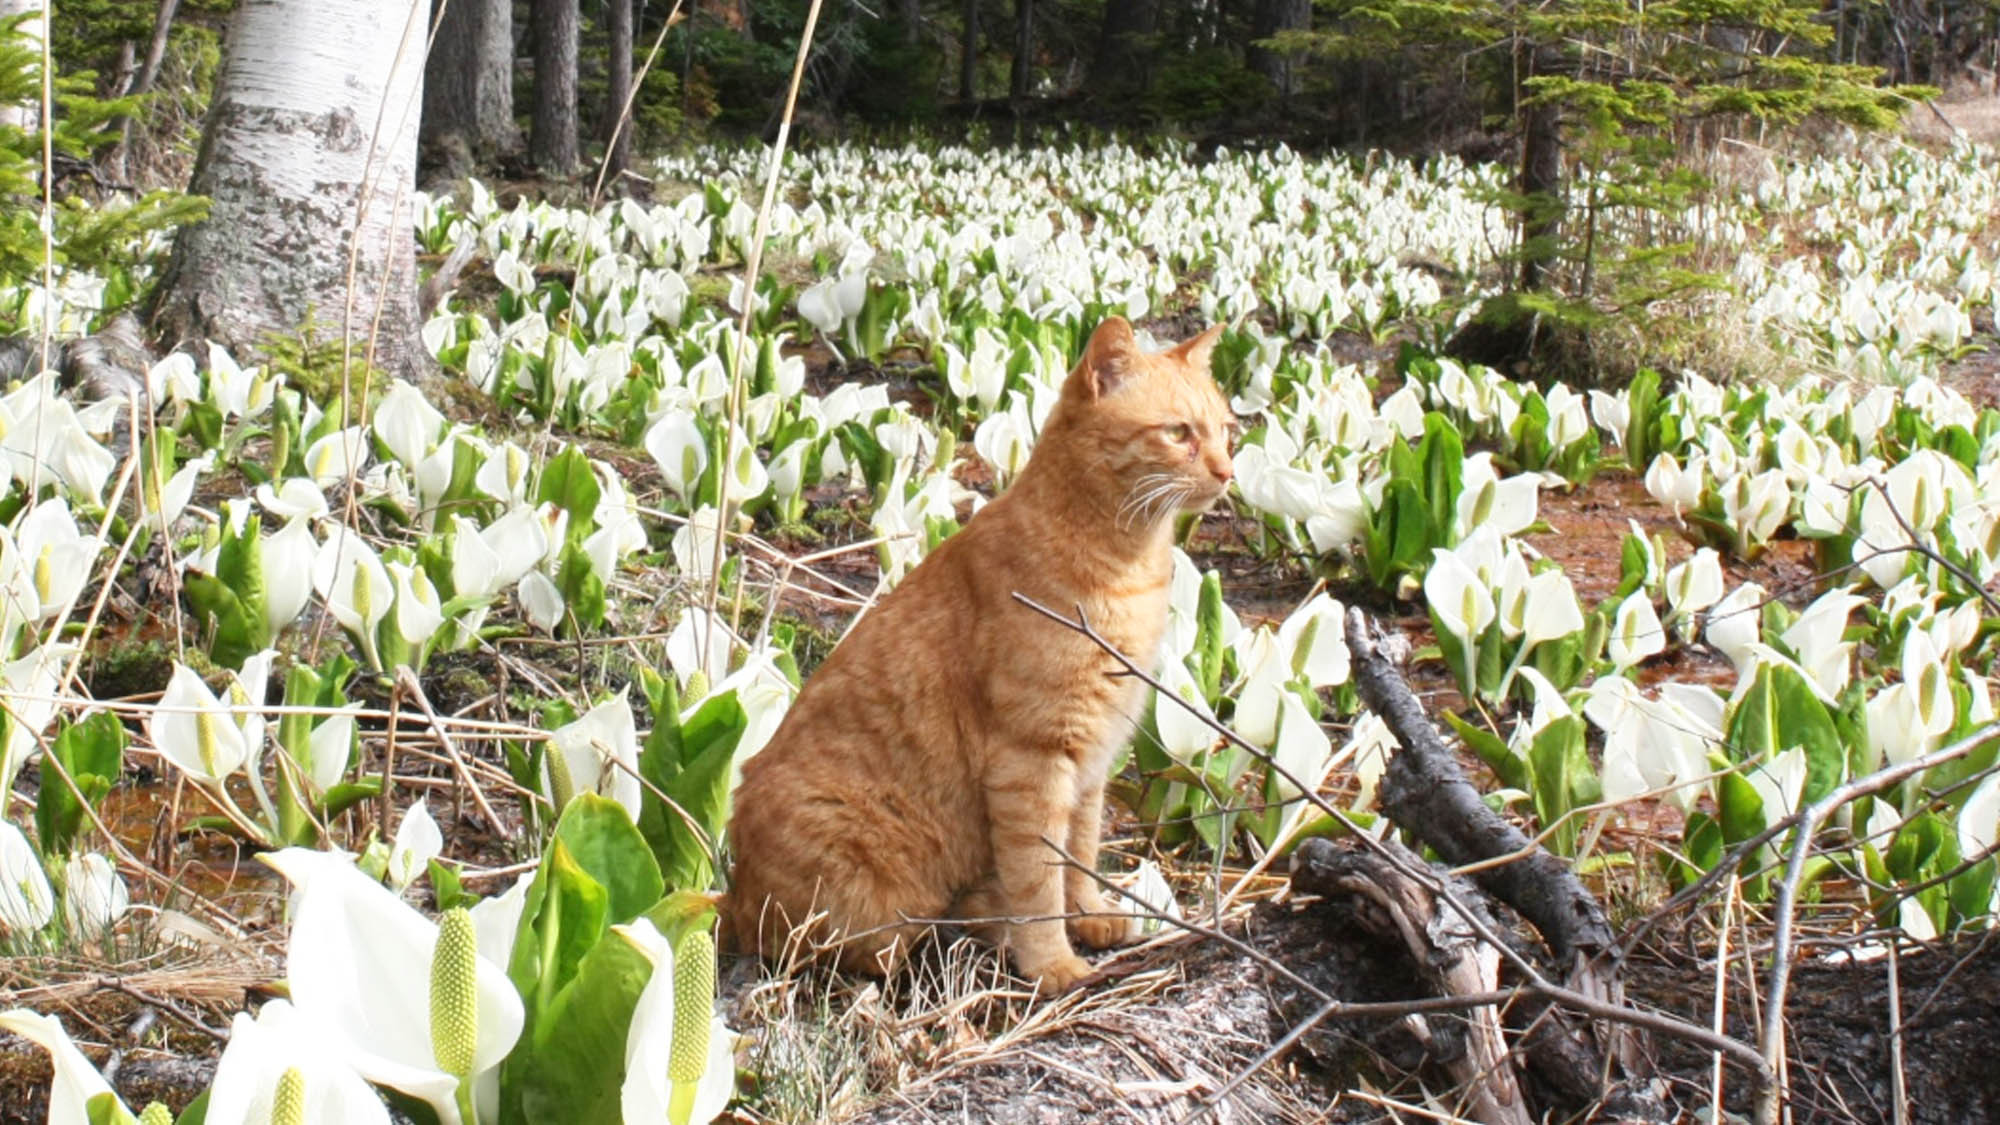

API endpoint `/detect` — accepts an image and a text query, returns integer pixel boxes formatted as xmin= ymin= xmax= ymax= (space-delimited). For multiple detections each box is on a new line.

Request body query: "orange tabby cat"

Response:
xmin=725 ymin=316 xmax=1235 ymax=993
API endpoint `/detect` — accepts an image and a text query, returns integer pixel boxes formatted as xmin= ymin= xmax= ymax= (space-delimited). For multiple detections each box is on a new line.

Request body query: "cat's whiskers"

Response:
xmin=1115 ymin=472 xmax=1174 ymax=527
xmin=1117 ymin=473 xmax=1185 ymax=532
xmin=1143 ymin=482 xmax=1195 ymax=526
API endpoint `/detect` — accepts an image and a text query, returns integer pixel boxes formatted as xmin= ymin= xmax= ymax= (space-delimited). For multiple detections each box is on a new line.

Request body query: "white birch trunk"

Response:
xmin=157 ymin=0 xmax=429 ymax=377
xmin=0 ymin=0 xmax=44 ymax=132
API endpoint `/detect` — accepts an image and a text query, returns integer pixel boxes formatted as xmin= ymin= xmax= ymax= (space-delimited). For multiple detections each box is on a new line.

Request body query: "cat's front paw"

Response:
xmin=1069 ymin=911 xmax=1130 ymax=951
xmin=1021 ymin=952 xmax=1094 ymax=995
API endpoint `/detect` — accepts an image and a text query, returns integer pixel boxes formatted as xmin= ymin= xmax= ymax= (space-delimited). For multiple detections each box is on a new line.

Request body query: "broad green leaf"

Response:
xmin=555 ymin=541 xmax=607 ymax=634
xmin=1417 ymin=412 xmax=1464 ymax=539
xmin=552 ymin=794 xmax=665 ymax=928
xmin=640 ymin=693 xmax=746 ymax=892
xmin=1528 ymin=716 xmax=1596 ymax=855
xmin=1724 ymin=660 xmax=1845 ymax=803
xmin=182 ymin=572 xmax=260 ymax=671
xmin=1365 ymin=479 xmax=1434 ymax=586
xmin=506 ymin=914 xmax=655 ymax=1124
xmin=36 ymin=712 xmax=124 ymax=857
xmin=1949 ymin=856 xmax=1995 ymax=924
xmin=1715 ymin=771 xmax=1765 ymax=847
xmin=506 ymin=835 xmax=612 ymax=1028
xmin=536 ymin=445 xmax=602 ymax=539
xmin=1668 ymin=811 xmax=1722 ymax=889
xmin=1195 ymin=570 xmax=1226 ymax=700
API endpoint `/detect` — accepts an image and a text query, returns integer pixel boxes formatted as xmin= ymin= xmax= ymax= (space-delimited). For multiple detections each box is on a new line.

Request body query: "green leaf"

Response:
xmin=554 ymin=793 xmax=665 ymax=925
xmin=1723 ymin=660 xmax=1846 ymax=804
xmin=85 ymin=1091 xmax=135 ymax=1125
xmin=1885 ymin=812 xmax=1948 ymax=883
xmin=1445 ymin=710 xmax=1525 ymax=791
xmin=182 ymin=572 xmax=260 ymax=671
xmin=639 ymin=692 xmax=746 ymax=892
xmin=504 ymin=914 xmax=655 ymax=1124
xmin=555 ymin=541 xmax=607 ymax=634
xmin=1716 ymin=770 xmax=1765 ymax=847
xmin=320 ymin=778 xmax=384 ymax=818
xmin=1949 ymin=856 xmax=1995 ymax=925
xmin=1668 ymin=811 xmax=1722 ymax=888
xmin=216 ymin=512 xmax=267 ymax=634
xmin=1195 ymin=570 xmax=1226 ymax=700
xmin=36 ymin=712 xmax=124 ymax=858
xmin=506 ymin=836 xmax=611 ymax=1032
xmin=536 ymin=446 xmax=602 ymax=541
xmin=1365 ymin=478 xmax=1435 ymax=586
xmin=1527 ymin=716 xmax=1595 ymax=855
xmin=1416 ymin=412 xmax=1465 ymax=539
xmin=431 ymin=858 xmax=470 ymax=911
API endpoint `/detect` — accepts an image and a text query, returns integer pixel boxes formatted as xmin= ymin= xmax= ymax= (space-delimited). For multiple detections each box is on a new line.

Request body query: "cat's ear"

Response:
xmin=1171 ymin=323 xmax=1225 ymax=373
xmin=1077 ymin=316 xmax=1142 ymax=400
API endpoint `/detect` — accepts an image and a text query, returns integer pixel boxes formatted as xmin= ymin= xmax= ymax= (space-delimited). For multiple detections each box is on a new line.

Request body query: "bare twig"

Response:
xmin=702 ymin=0 xmax=830 ymax=659
xmin=1887 ymin=939 xmax=1909 ymax=1125
xmin=394 ymin=666 xmax=511 ymax=840
xmin=1754 ymin=720 xmax=2000 ymax=1125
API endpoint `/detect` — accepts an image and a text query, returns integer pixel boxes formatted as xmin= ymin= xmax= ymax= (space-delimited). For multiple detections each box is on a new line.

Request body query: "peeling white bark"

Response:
xmin=159 ymin=0 xmax=428 ymax=377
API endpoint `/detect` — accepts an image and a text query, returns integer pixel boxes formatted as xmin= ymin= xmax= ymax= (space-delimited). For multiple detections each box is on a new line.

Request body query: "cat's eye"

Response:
xmin=1163 ymin=423 xmax=1193 ymax=443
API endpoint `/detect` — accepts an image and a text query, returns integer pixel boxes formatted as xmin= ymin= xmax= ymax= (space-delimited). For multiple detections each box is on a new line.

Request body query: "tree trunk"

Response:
xmin=1009 ymin=0 xmax=1032 ymax=101
xmin=900 ymin=0 xmax=921 ymax=47
xmin=423 ymin=0 xmax=517 ymax=163
xmin=531 ymin=0 xmax=580 ymax=174
xmin=1248 ymin=0 xmax=1309 ymax=101
xmin=0 ymin=0 xmax=44 ymax=132
xmin=1516 ymin=45 xmax=1564 ymax=294
xmin=599 ymin=0 xmax=633 ymax=188
xmin=1089 ymin=0 xmax=1157 ymax=98
xmin=109 ymin=0 xmax=178 ymax=180
xmin=151 ymin=0 xmax=428 ymax=379
xmin=958 ymin=0 xmax=977 ymax=100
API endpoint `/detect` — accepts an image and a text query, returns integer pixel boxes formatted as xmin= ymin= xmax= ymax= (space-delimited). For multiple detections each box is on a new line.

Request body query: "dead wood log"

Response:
xmin=1343 ymin=609 xmax=1615 ymax=966
xmin=1342 ymin=608 xmax=1654 ymax=1097
xmin=1289 ymin=840 xmax=1531 ymax=1125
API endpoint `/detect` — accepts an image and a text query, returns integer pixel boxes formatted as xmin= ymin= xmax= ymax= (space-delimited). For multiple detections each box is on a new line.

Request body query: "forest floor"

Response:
xmin=6 ymin=314 xmax=2000 ymax=1122
xmin=1906 ymin=88 xmax=2000 ymax=146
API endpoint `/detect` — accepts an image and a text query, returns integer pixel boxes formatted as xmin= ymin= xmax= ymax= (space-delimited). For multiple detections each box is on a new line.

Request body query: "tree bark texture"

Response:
xmin=598 ymin=0 xmax=633 ymax=187
xmin=531 ymin=0 xmax=580 ymax=174
xmin=958 ymin=0 xmax=977 ymax=100
xmin=152 ymin=0 xmax=428 ymax=379
xmin=1516 ymin=43 xmax=1564 ymax=294
xmin=1341 ymin=610 xmax=1615 ymax=965
xmin=1090 ymin=0 xmax=1158 ymax=97
xmin=423 ymin=0 xmax=518 ymax=159
xmin=1290 ymin=840 xmax=1533 ymax=1125
xmin=1248 ymin=0 xmax=1309 ymax=100
xmin=1009 ymin=0 xmax=1032 ymax=100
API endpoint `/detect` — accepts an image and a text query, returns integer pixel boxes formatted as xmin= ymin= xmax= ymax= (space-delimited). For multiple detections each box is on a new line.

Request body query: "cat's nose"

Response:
xmin=1209 ymin=454 xmax=1234 ymax=485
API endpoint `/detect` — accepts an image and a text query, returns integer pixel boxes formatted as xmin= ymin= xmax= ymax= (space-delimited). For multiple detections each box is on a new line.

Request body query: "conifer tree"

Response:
xmin=1301 ymin=0 xmax=1928 ymax=368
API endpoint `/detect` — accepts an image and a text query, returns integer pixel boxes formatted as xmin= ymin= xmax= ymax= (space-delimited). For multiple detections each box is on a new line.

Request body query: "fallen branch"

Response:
xmin=1011 ymin=593 xmax=1761 ymax=1117
xmin=1341 ymin=609 xmax=1615 ymax=968
xmin=1290 ymin=841 xmax=1530 ymax=1125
